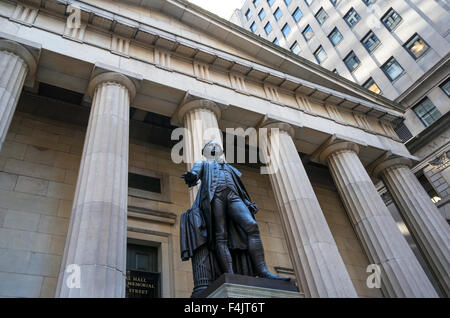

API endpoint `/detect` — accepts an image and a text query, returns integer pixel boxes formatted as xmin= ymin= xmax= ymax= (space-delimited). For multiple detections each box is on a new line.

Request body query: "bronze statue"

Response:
xmin=180 ymin=140 xmax=289 ymax=296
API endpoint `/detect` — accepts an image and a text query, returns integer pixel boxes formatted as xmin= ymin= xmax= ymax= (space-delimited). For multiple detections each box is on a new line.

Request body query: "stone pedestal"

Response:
xmin=197 ymin=274 xmax=303 ymax=298
xmin=0 ymin=39 xmax=38 ymax=150
xmin=320 ymin=142 xmax=438 ymax=298
xmin=373 ymin=156 xmax=450 ymax=296
xmin=56 ymin=72 xmax=137 ymax=297
xmin=259 ymin=122 xmax=357 ymax=298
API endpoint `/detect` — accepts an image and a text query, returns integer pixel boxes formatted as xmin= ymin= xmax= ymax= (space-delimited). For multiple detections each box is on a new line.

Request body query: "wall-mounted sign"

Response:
xmin=126 ymin=270 xmax=160 ymax=298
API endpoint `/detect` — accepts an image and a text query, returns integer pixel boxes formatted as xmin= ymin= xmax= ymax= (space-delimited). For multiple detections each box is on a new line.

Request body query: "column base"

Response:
xmin=194 ymin=274 xmax=303 ymax=298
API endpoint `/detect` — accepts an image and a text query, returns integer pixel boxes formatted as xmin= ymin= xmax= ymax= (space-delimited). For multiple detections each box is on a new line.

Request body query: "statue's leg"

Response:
xmin=227 ymin=194 xmax=290 ymax=281
xmin=211 ymin=191 xmax=234 ymax=274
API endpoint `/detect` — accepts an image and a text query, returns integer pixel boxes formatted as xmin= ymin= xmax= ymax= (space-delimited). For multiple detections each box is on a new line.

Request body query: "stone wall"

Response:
xmin=0 ymin=100 xmax=381 ymax=298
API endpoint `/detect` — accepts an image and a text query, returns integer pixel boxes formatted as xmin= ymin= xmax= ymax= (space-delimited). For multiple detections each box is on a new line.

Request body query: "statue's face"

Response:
xmin=202 ymin=141 xmax=223 ymax=160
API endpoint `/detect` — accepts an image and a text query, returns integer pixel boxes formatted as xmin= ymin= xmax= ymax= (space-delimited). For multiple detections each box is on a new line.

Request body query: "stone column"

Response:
xmin=372 ymin=156 xmax=450 ymax=296
xmin=56 ymin=72 xmax=136 ymax=297
xmin=259 ymin=122 xmax=357 ymax=298
xmin=319 ymin=142 xmax=438 ymax=297
xmin=176 ymin=99 xmax=224 ymax=201
xmin=0 ymin=39 xmax=38 ymax=150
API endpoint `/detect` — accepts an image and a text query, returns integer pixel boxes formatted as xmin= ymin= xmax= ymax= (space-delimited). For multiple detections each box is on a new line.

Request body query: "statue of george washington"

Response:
xmin=180 ymin=140 xmax=289 ymax=296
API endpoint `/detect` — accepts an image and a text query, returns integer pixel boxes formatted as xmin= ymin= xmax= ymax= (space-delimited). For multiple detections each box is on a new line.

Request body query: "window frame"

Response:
xmin=314 ymin=45 xmax=327 ymax=64
xmin=245 ymin=9 xmax=252 ymax=21
xmin=281 ymin=23 xmax=291 ymax=38
xmin=250 ymin=21 xmax=257 ymax=33
xmin=302 ymin=25 xmax=314 ymax=41
xmin=315 ymin=7 xmax=329 ymax=25
xmin=381 ymin=57 xmax=404 ymax=82
xmin=264 ymin=21 xmax=273 ymax=35
xmin=404 ymin=33 xmax=430 ymax=60
xmin=328 ymin=27 xmax=343 ymax=46
xmin=439 ymin=78 xmax=450 ymax=97
xmin=272 ymin=37 xmax=279 ymax=45
xmin=343 ymin=51 xmax=361 ymax=73
xmin=381 ymin=8 xmax=402 ymax=32
xmin=258 ymin=8 xmax=266 ymax=21
xmin=274 ymin=7 xmax=282 ymax=21
xmin=290 ymin=41 xmax=300 ymax=54
xmin=361 ymin=30 xmax=381 ymax=53
xmin=363 ymin=77 xmax=382 ymax=95
xmin=292 ymin=7 xmax=303 ymax=22
xmin=413 ymin=97 xmax=442 ymax=127
xmin=344 ymin=8 xmax=361 ymax=28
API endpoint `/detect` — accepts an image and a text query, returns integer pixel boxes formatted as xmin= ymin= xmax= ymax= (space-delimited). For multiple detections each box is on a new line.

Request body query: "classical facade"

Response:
xmin=231 ymin=0 xmax=450 ymax=222
xmin=0 ymin=0 xmax=449 ymax=298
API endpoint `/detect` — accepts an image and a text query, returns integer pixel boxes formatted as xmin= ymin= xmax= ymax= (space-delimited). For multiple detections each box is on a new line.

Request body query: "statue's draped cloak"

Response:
xmin=180 ymin=161 xmax=256 ymax=277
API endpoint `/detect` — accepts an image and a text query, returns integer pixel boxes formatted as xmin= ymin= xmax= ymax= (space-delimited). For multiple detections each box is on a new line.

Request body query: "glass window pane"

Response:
xmin=383 ymin=58 xmax=403 ymax=81
xmin=284 ymin=0 xmax=292 ymax=6
xmin=362 ymin=31 xmax=380 ymax=53
xmin=330 ymin=0 xmax=340 ymax=7
xmin=245 ymin=9 xmax=252 ymax=21
xmin=329 ymin=28 xmax=343 ymax=46
xmin=250 ymin=22 xmax=257 ymax=33
xmin=344 ymin=8 xmax=360 ymax=27
xmin=303 ymin=25 xmax=314 ymax=41
xmin=290 ymin=41 xmax=300 ymax=54
xmin=253 ymin=0 xmax=260 ymax=7
xmin=315 ymin=8 xmax=328 ymax=25
xmin=305 ymin=0 xmax=313 ymax=6
xmin=282 ymin=23 xmax=291 ymax=37
xmin=439 ymin=78 xmax=450 ymax=97
xmin=293 ymin=7 xmax=302 ymax=22
xmin=382 ymin=9 xmax=402 ymax=31
xmin=344 ymin=52 xmax=360 ymax=72
xmin=273 ymin=37 xmax=279 ymax=45
xmin=274 ymin=7 xmax=282 ymax=20
xmin=314 ymin=46 xmax=327 ymax=63
xmin=363 ymin=78 xmax=381 ymax=94
xmin=406 ymin=34 xmax=429 ymax=59
xmin=413 ymin=98 xmax=441 ymax=127
xmin=258 ymin=8 xmax=265 ymax=20
xmin=264 ymin=22 xmax=272 ymax=34
xmin=267 ymin=0 xmax=274 ymax=6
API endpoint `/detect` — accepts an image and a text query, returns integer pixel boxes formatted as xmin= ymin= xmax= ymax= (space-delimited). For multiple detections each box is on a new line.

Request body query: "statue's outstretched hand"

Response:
xmin=181 ymin=171 xmax=198 ymax=187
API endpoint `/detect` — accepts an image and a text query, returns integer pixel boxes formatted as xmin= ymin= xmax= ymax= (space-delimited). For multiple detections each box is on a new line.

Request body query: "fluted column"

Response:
xmin=373 ymin=157 xmax=450 ymax=296
xmin=176 ymin=99 xmax=224 ymax=201
xmin=260 ymin=122 xmax=357 ymax=298
xmin=319 ymin=142 xmax=437 ymax=297
xmin=56 ymin=72 xmax=136 ymax=297
xmin=0 ymin=39 xmax=37 ymax=150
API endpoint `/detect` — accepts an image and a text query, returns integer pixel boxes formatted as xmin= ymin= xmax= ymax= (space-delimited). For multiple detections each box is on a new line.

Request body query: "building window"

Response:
xmin=258 ymin=8 xmax=266 ymax=20
xmin=253 ymin=0 xmax=260 ymax=8
xmin=273 ymin=37 xmax=279 ymax=45
xmin=292 ymin=7 xmax=303 ymax=22
xmin=363 ymin=77 xmax=381 ymax=94
xmin=404 ymin=33 xmax=429 ymax=59
xmin=282 ymin=23 xmax=291 ymax=37
xmin=267 ymin=0 xmax=275 ymax=6
xmin=440 ymin=78 xmax=450 ymax=97
xmin=129 ymin=172 xmax=161 ymax=193
xmin=344 ymin=8 xmax=360 ymax=28
xmin=362 ymin=0 xmax=376 ymax=5
xmin=328 ymin=27 xmax=343 ymax=46
xmin=332 ymin=68 xmax=338 ymax=74
xmin=245 ymin=9 xmax=252 ymax=21
xmin=250 ymin=22 xmax=257 ymax=33
xmin=413 ymin=97 xmax=442 ymax=127
xmin=330 ymin=0 xmax=340 ymax=7
xmin=381 ymin=57 xmax=403 ymax=81
xmin=314 ymin=46 xmax=327 ymax=64
xmin=126 ymin=244 xmax=160 ymax=298
xmin=418 ymin=174 xmax=441 ymax=203
xmin=394 ymin=121 xmax=413 ymax=142
xmin=302 ymin=25 xmax=314 ymax=41
xmin=344 ymin=51 xmax=360 ymax=72
xmin=274 ymin=7 xmax=282 ymax=20
xmin=361 ymin=31 xmax=380 ymax=53
xmin=284 ymin=0 xmax=292 ymax=6
xmin=381 ymin=8 xmax=402 ymax=32
xmin=315 ymin=8 xmax=328 ymax=25
xmin=305 ymin=0 xmax=313 ymax=6
xmin=290 ymin=41 xmax=300 ymax=54
xmin=264 ymin=22 xmax=272 ymax=34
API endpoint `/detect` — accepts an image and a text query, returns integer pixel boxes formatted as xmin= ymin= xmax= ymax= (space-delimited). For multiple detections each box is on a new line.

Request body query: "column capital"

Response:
xmin=172 ymin=98 xmax=228 ymax=126
xmin=258 ymin=115 xmax=295 ymax=138
xmin=317 ymin=141 xmax=360 ymax=163
xmin=86 ymin=63 xmax=142 ymax=102
xmin=0 ymin=34 xmax=41 ymax=85
xmin=369 ymin=153 xmax=413 ymax=178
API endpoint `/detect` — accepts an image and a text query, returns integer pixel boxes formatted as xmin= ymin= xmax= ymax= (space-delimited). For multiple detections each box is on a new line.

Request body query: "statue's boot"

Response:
xmin=248 ymin=235 xmax=291 ymax=281
xmin=216 ymin=240 xmax=234 ymax=274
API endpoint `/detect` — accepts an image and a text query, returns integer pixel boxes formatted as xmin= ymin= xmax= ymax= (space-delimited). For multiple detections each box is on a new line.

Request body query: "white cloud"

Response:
xmin=187 ymin=0 xmax=246 ymax=20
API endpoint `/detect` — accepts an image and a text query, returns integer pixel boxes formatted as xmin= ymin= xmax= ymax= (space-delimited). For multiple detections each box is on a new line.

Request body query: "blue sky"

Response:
xmin=188 ymin=0 xmax=246 ymax=19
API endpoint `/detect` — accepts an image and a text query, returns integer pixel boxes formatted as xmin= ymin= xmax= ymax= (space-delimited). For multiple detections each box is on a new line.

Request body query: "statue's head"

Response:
xmin=202 ymin=140 xmax=223 ymax=161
